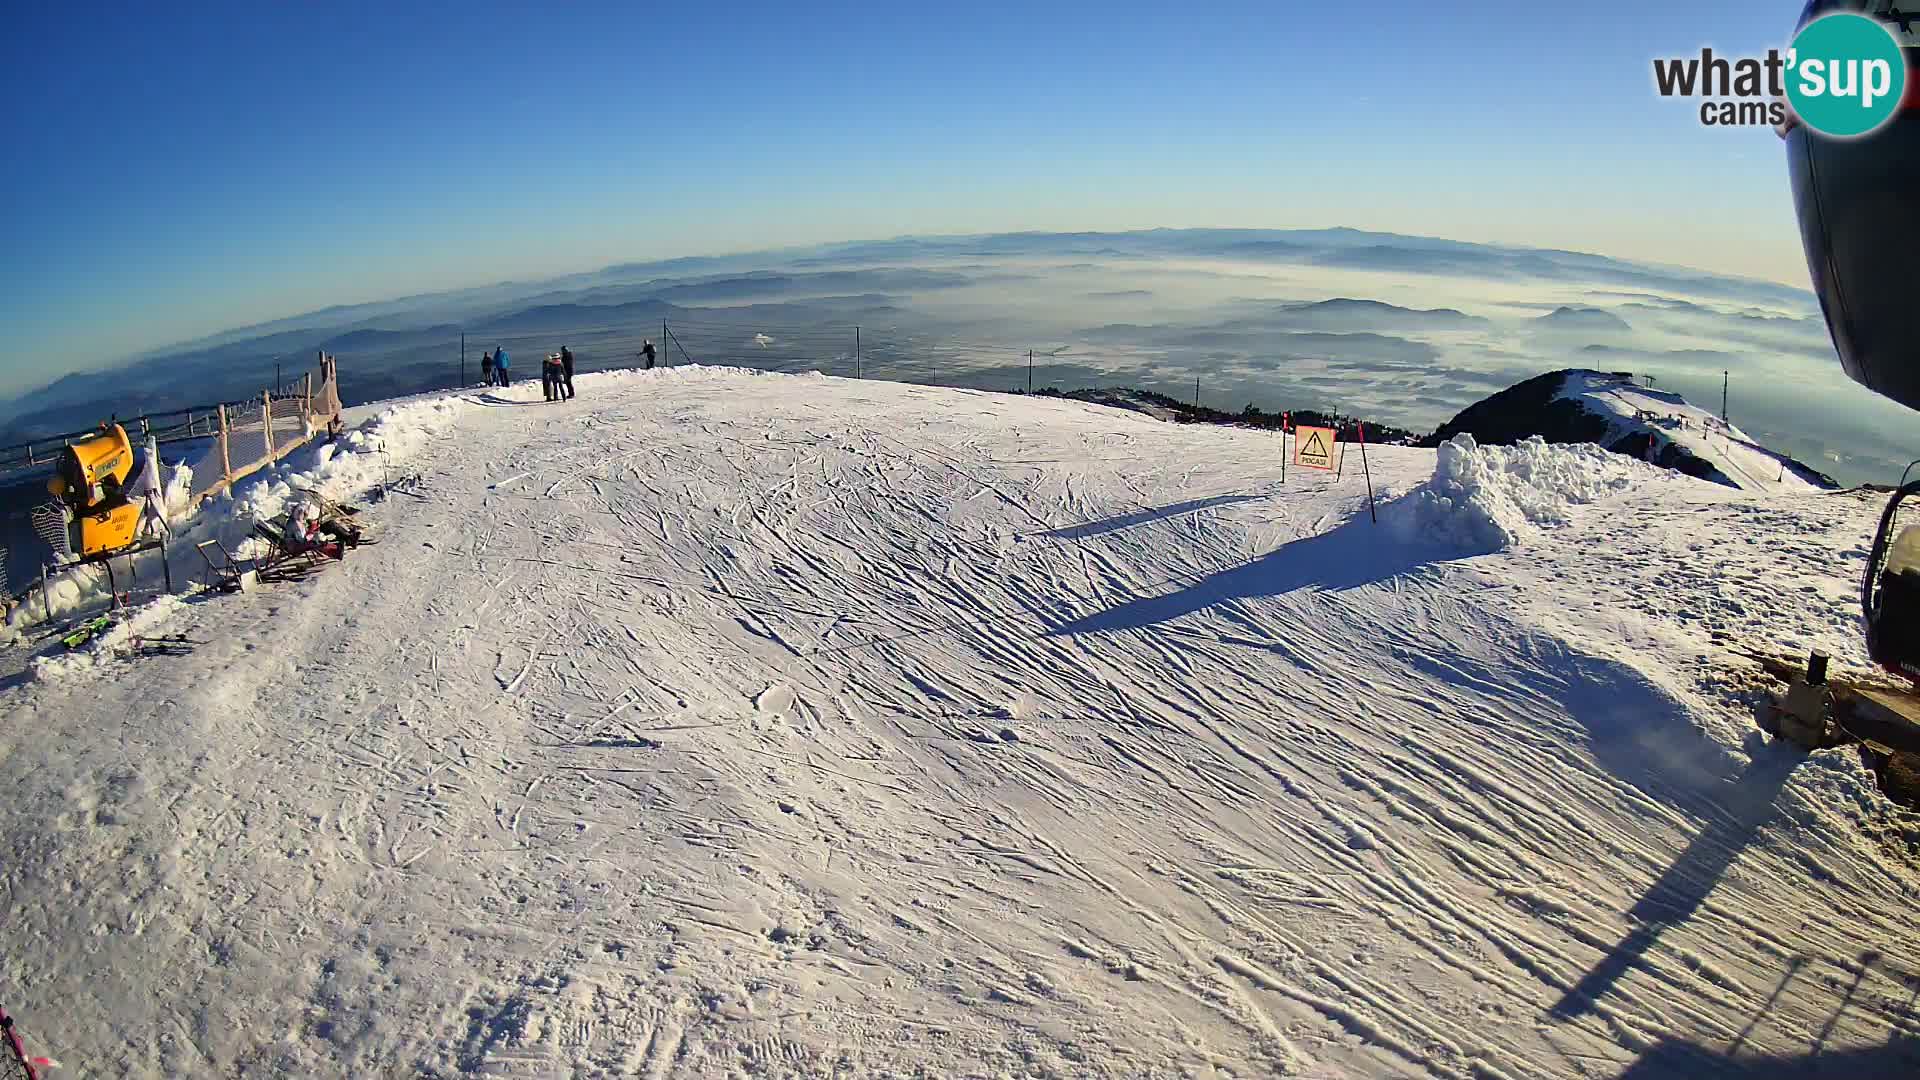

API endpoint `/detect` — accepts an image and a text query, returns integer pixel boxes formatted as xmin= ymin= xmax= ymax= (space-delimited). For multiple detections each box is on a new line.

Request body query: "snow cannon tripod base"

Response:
xmin=1758 ymin=650 xmax=1843 ymax=751
xmin=1748 ymin=650 xmax=1920 ymax=807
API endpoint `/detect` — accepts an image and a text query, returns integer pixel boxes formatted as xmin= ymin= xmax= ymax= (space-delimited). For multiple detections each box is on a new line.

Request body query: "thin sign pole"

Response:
xmin=462 ymin=332 xmax=467 ymax=388
xmin=855 ymin=326 xmax=861 ymax=379
xmin=1359 ymin=422 xmax=1377 ymax=524
xmin=1282 ymin=412 xmax=1288 ymax=484
xmin=1027 ymin=349 xmax=1034 ymax=394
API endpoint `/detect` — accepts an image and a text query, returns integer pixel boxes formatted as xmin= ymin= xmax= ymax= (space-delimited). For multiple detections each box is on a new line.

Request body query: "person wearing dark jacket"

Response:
xmin=481 ymin=350 xmax=496 ymax=386
xmin=641 ymin=340 xmax=656 ymax=370
xmin=559 ymin=345 xmax=575 ymax=399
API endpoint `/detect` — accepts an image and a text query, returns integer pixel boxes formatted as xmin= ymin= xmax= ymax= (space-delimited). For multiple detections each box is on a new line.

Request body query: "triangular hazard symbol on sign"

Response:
xmin=1292 ymin=425 xmax=1337 ymax=470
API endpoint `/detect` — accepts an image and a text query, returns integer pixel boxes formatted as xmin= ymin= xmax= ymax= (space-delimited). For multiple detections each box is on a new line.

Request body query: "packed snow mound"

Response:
xmin=1387 ymin=433 xmax=1653 ymax=550
xmin=227 ymin=396 xmax=465 ymax=551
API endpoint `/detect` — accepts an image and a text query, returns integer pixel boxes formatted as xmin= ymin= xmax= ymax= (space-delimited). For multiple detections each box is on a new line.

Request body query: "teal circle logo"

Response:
xmin=1788 ymin=13 xmax=1906 ymax=138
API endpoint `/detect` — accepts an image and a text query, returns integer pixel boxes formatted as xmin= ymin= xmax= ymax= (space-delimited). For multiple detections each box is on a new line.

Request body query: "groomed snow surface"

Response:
xmin=2 ymin=367 xmax=1917 ymax=1077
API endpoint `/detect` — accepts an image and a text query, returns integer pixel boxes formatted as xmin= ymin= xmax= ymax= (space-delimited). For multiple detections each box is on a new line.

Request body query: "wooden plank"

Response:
xmin=1845 ymin=688 xmax=1920 ymax=756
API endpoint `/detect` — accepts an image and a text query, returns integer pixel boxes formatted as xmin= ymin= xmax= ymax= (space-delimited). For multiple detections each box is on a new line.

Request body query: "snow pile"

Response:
xmin=4 ymin=396 xmax=468 ymax=639
xmin=224 ymin=396 xmax=465 ymax=555
xmin=1387 ymin=433 xmax=1651 ymax=550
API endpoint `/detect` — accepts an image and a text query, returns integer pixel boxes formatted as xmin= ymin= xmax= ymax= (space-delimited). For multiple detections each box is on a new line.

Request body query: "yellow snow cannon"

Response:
xmin=45 ymin=423 xmax=143 ymax=559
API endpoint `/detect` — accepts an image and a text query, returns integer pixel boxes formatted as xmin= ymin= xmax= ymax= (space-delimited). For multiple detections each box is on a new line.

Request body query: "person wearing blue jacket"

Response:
xmin=494 ymin=346 xmax=511 ymax=387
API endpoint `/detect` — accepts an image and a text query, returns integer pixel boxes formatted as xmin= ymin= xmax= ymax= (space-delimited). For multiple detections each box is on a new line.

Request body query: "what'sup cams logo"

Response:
xmin=1654 ymin=7 xmax=1913 ymax=137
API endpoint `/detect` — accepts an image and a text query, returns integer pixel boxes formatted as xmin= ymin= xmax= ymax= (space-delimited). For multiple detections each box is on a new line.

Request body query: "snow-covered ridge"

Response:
xmin=1432 ymin=368 xmax=1838 ymax=494
xmin=1554 ymin=371 xmax=1834 ymax=493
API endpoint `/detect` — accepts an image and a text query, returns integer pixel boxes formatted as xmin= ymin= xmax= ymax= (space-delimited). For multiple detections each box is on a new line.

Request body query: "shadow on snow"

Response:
xmin=1045 ymin=511 xmax=1466 ymax=638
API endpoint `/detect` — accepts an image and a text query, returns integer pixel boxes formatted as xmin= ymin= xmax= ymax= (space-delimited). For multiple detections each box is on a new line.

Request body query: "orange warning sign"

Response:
xmin=1294 ymin=425 xmax=1337 ymax=471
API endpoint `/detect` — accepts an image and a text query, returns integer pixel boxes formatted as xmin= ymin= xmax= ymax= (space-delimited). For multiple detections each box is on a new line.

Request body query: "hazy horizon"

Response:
xmin=0 ymin=224 xmax=1820 ymax=405
xmin=1 ymin=3 xmax=1823 ymax=397
xmin=5 ymin=226 xmax=1908 ymax=491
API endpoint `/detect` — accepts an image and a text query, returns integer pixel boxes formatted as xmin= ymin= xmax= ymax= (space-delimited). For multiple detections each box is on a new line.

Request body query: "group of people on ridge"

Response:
xmin=477 ymin=339 xmax=659 ymax=397
xmin=478 ymin=344 xmax=574 ymax=402
xmin=480 ymin=347 xmax=512 ymax=387
xmin=542 ymin=347 xmax=575 ymax=401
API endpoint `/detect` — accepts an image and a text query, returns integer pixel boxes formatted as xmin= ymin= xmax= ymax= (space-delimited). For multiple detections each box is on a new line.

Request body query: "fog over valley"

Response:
xmin=3 ymin=228 xmax=1902 ymax=486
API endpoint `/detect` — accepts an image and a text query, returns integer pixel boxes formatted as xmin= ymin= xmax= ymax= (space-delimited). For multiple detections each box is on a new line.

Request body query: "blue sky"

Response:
xmin=0 ymin=1 xmax=1809 ymax=397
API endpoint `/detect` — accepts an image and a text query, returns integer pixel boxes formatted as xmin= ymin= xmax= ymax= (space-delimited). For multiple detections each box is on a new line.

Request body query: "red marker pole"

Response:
xmin=2 ymin=1004 xmax=45 ymax=1080
xmin=1359 ymin=422 xmax=1377 ymax=523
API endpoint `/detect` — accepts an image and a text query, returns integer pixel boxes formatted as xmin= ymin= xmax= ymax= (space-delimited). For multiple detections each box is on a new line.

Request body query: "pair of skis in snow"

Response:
xmin=60 ymin=615 xmax=114 ymax=650
xmin=56 ymin=614 xmax=201 ymax=655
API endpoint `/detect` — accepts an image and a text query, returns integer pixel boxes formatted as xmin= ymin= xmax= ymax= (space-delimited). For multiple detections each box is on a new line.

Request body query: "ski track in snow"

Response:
xmin=1 ymin=366 xmax=1917 ymax=1077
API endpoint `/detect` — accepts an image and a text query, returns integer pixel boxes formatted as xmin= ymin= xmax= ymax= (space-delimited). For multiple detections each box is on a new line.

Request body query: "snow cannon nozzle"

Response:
xmin=1808 ymin=650 xmax=1830 ymax=687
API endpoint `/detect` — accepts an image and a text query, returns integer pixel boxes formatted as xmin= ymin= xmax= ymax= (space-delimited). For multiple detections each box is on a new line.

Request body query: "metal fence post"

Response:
xmin=217 ymin=404 xmax=233 ymax=492
xmin=262 ymin=389 xmax=275 ymax=459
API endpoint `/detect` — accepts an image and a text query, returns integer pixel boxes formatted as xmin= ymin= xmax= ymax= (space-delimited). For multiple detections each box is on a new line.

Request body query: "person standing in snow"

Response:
xmin=641 ymin=340 xmax=656 ymax=370
xmin=494 ymin=346 xmax=511 ymax=387
xmin=560 ymin=345 xmax=576 ymax=399
xmin=481 ymin=350 xmax=496 ymax=387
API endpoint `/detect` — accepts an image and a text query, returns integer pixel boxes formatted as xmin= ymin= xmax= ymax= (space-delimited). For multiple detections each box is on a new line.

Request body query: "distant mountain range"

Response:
xmin=0 ymin=227 xmax=1818 ymax=448
xmin=1535 ymin=306 xmax=1634 ymax=332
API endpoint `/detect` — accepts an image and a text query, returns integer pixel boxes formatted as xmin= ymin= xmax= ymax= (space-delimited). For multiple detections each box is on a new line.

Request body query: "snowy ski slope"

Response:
xmin=1 ymin=367 xmax=1916 ymax=1077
